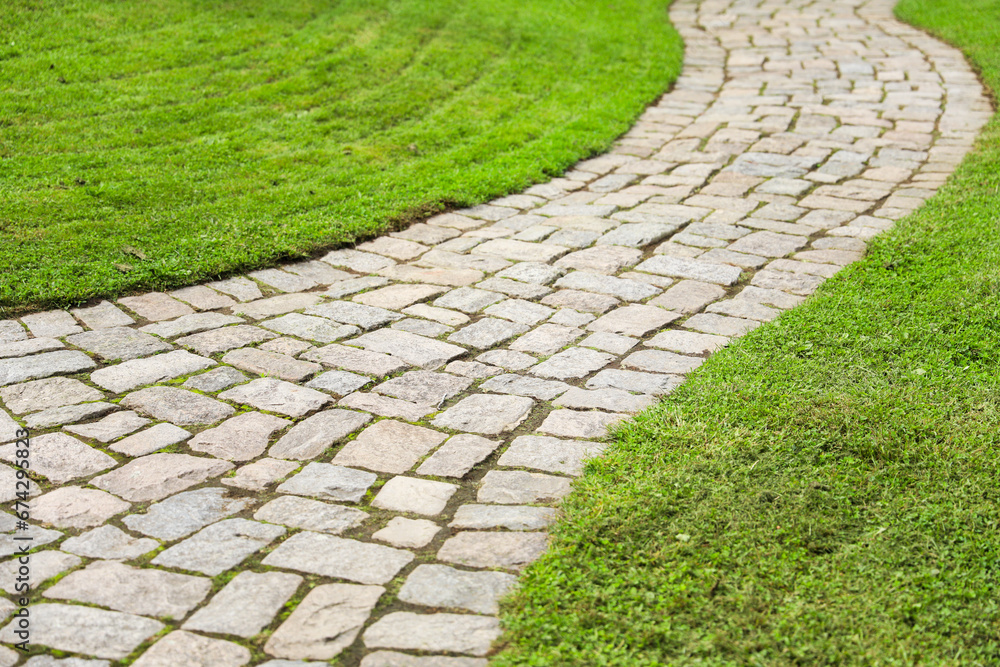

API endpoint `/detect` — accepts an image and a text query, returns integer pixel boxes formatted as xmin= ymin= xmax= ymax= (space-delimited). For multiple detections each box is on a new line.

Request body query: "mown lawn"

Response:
xmin=494 ymin=1 xmax=1000 ymax=665
xmin=0 ymin=0 xmax=680 ymax=312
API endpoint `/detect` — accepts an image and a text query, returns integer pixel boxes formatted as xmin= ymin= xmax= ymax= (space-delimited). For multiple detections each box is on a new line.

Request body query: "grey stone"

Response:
xmin=705 ymin=298 xmax=781 ymax=321
xmin=402 ymin=303 xmax=470 ymax=326
xmin=392 ymin=318 xmax=453 ymax=338
xmin=250 ymin=268 xmax=318 ymax=293
xmin=91 ymin=453 xmax=233 ymax=502
xmin=728 ymin=230 xmax=808 ymax=257
xmin=139 ymin=313 xmax=243 ymax=338
xmin=372 ymin=517 xmax=441 ymax=548
xmin=0 ymin=321 xmax=26 ymax=343
xmin=304 ymin=343 xmax=408 ymax=376
xmin=176 ymin=325 xmax=278 ymax=355
xmin=683 ymin=313 xmax=761 ymax=337
xmin=450 ymin=504 xmax=558 ymax=531
xmin=554 ymin=387 xmax=657 ymax=413
xmin=476 ymin=349 xmax=536 ymax=371
xmin=0 ymin=432 xmax=114 ymax=483
xmin=622 ymin=349 xmax=703 ymax=374
xmin=363 ymin=612 xmax=500 ymax=657
xmin=555 ymin=272 xmax=659 ymax=302
xmin=90 ymin=350 xmax=216 ymax=393
xmin=750 ymin=269 xmax=825 ymax=295
xmin=60 ymin=525 xmax=159 ymax=560
xmin=170 ymin=285 xmax=238 ymax=310
xmin=184 ymin=571 xmax=303 ymax=638
xmin=0 ymin=522 xmax=62 ymax=557
xmin=305 ymin=301 xmax=403 ymax=331
xmin=445 ymin=360 xmax=503 ymax=379
xmin=472 ymin=238 xmax=568 ymax=263
xmin=23 ymin=402 xmax=117 ymax=429
xmin=475 ymin=277 xmax=551 ymax=299
xmin=410 ymin=433 xmax=497 ymax=477
xmin=587 ymin=369 xmax=682 ymax=396
xmin=540 ymin=289 xmax=620 ymax=313
xmin=537 ymin=409 xmax=627 ymax=439
xmin=373 ymin=371 xmax=472 ymax=404
xmin=233 ymin=293 xmax=323 ymax=320
xmin=323 ymin=276 xmax=392 ymax=298
xmin=118 ymin=293 xmax=195 ymax=322
xmin=448 ymin=318 xmax=530 ymax=349
xmin=597 ymin=222 xmax=677 ymax=247
xmin=372 ymin=476 xmax=459 ymax=515
xmin=222 ymin=458 xmax=300 ymax=491
xmin=0 ymin=604 xmax=163 ymax=659
xmin=64 ymin=410 xmax=149 ymax=442
xmin=417 ymin=249 xmax=510 ymax=274
xmin=306 ymin=370 xmax=370 ymax=396
xmin=270 ymin=409 xmax=371 ymax=460
xmin=433 ymin=394 xmax=534 ymax=435
xmin=348 ymin=329 xmax=466 ymax=369
xmin=434 ymin=287 xmax=505 ymax=314
xmin=484 ymin=299 xmax=554 ymax=325
xmin=222 ymin=347 xmax=321 ymax=382
xmin=277 ymin=462 xmax=377 ymax=503
xmin=580 ymin=331 xmax=638 ymax=355
xmin=358 ymin=236 xmax=430 ymax=260
xmin=261 ymin=313 xmax=360 ymax=343
xmin=0 ymin=350 xmax=95 ymax=387
xmin=33 ymin=487 xmax=130 ymax=529
xmin=477 ymin=470 xmax=573 ymax=504
xmin=208 ymin=277 xmax=264 ymax=302
xmin=635 ymin=255 xmax=742 ymax=285
xmin=264 ymin=584 xmax=384 ymax=661
xmin=131 ymin=630 xmax=250 ymax=667
xmin=0 ymin=337 xmax=64 ymax=359
xmin=546 ymin=229 xmax=600 ymax=247
xmin=219 ymin=378 xmax=330 ymax=417
xmin=339 ymin=392 xmax=435 ymax=421
xmin=494 ymin=262 xmax=564 ymax=285
xmin=262 ymin=532 xmax=413 ymax=584
xmin=555 ymin=245 xmax=642 ymax=274
xmin=21 ymin=310 xmax=83 ymax=338
xmin=648 ymin=280 xmax=725 ymax=313
xmin=480 ymin=374 xmax=571 ymax=400
xmin=333 ymin=420 xmax=447 ymax=474
xmin=109 ymin=422 xmax=191 ymax=456
xmin=391 ymin=223 xmax=461 ymax=244
xmin=152 ymin=518 xmax=286 ymax=576
xmin=378 ymin=265 xmax=483 ymax=287
xmin=0 ymin=410 xmax=21 ymax=444
xmin=437 ymin=532 xmax=549 ymax=572
xmin=322 ymin=248 xmax=397 ymax=272
xmin=0 ymin=551 xmax=80 ymax=593
xmin=183 ymin=366 xmax=247 ymax=393
xmin=400 ymin=564 xmax=517 ymax=614
xmin=500 ymin=435 xmax=605 ymax=476
xmin=124 ymin=487 xmax=250 ymax=540
xmin=0 ymin=377 xmax=103 ymax=414
xmin=44 ymin=561 xmax=211 ymax=618
xmin=24 ymin=657 xmax=113 ymax=667
xmin=530 ymin=347 xmax=615 ymax=380
xmin=548 ymin=309 xmax=596 ymax=327
xmin=588 ymin=304 xmax=681 ymax=337
xmin=510 ymin=323 xmax=583 ymax=355
xmin=122 ymin=386 xmax=235 ymax=425
xmin=645 ymin=329 xmax=729 ymax=355
xmin=66 ymin=327 xmax=172 ymax=362
xmin=255 ymin=495 xmax=367 ymax=534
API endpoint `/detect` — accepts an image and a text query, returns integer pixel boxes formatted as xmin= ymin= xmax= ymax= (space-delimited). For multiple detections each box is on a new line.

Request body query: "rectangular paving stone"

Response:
xmin=450 ymin=504 xmax=558 ymax=531
xmin=118 ymin=293 xmax=196 ymax=321
xmin=554 ymin=245 xmax=643 ymax=274
xmin=530 ymin=346 xmax=615 ymax=380
xmin=339 ymin=392 xmax=436 ymax=421
xmin=139 ymin=312 xmax=243 ymax=339
xmin=480 ymin=374 xmax=571 ymax=400
xmin=305 ymin=301 xmax=404 ymax=330
xmin=418 ymin=249 xmax=511 ymax=273
xmin=499 ymin=435 xmax=606 ymax=476
xmin=0 ymin=604 xmax=163 ymax=660
xmin=255 ymin=495 xmax=367 ymax=534
xmin=304 ymin=343 xmax=408 ymax=376
xmin=392 ymin=318 xmax=453 ymax=338
xmin=587 ymin=304 xmax=681 ymax=337
xmin=645 ymin=329 xmax=729 ymax=355
xmin=415 ymin=434 xmax=501 ymax=478
xmin=353 ymin=284 xmax=446 ymax=311
xmin=402 ymin=303 xmax=471 ymax=326
xmin=399 ymin=564 xmax=516 ymax=615
xmin=250 ymin=268 xmax=318 ymax=293
xmin=322 ymin=276 xmax=391 ymax=298
xmin=91 ymin=453 xmax=233 ymax=502
xmin=270 ymin=409 xmax=371 ymax=460
xmin=185 ymin=571 xmax=302 ymax=639
xmin=433 ymin=287 xmax=505 ymax=314
xmin=372 ymin=476 xmax=459 ymax=515
xmin=110 ymin=422 xmax=191 ymax=457
xmin=484 ymin=299 xmax=554 ymax=325
xmin=0 ymin=550 xmax=80 ymax=592
xmin=554 ymin=272 xmax=660 ymax=302
xmin=72 ymin=300 xmax=136 ymax=329
xmin=123 ymin=386 xmax=235 ymax=424
xmin=728 ymin=230 xmax=809 ymax=257
xmin=322 ymin=248 xmax=398 ymax=272
xmin=258 ymin=313 xmax=359 ymax=344
xmin=447 ymin=318 xmax=529 ymax=349
xmin=0 ymin=432 xmax=115 ymax=483
xmin=176 ymin=324 xmax=278 ymax=355
xmin=189 ymin=411 xmax=291 ymax=461
xmin=222 ymin=457 xmax=299 ymax=492
xmin=622 ymin=349 xmax=703 ymax=374
xmin=536 ymin=409 xmax=627 ymax=439
xmin=635 ymin=255 xmax=742 ymax=285
xmin=152 ymin=518 xmax=286 ymax=576
xmin=262 ymin=532 xmax=413 ymax=584
xmin=234 ymin=293 xmax=324 ymax=320
xmin=276 ymin=462 xmax=378 ymax=503
xmin=580 ymin=331 xmax=638 ymax=355
xmin=170 ymin=285 xmax=239 ymax=310
xmin=23 ymin=401 xmax=117 ymax=430
xmin=333 ymin=420 xmax=447 ymax=474
xmin=437 ymin=531 xmax=549 ymax=572
xmin=123 ymin=487 xmax=248 ymax=540
xmin=586 ymin=368 xmax=682 ymax=396
xmin=509 ymin=323 xmax=584 ymax=356
xmin=553 ymin=387 xmax=657 ymax=413
xmin=21 ymin=310 xmax=83 ymax=338
xmin=182 ymin=366 xmax=248 ymax=393
xmin=348 ymin=329 xmax=466 ymax=369
xmin=495 ymin=262 xmax=565 ymax=285
xmin=472 ymin=238 xmax=569 ymax=263
xmin=219 ymin=378 xmax=330 ymax=417
xmin=132 ymin=630 xmax=250 ymax=666
xmin=362 ymin=612 xmax=500 ymax=657
xmin=378 ymin=265 xmax=483 ymax=287
xmin=222 ymin=347 xmax=321 ymax=382
xmin=0 ymin=321 xmax=27 ymax=343
xmin=477 ymin=470 xmax=572 ymax=504
xmin=391 ymin=223 xmax=462 ymax=244
xmin=358 ymin=236 xmax=430 ymax=260
xmin=67 ymin=327 xmax=173 ymax=362
xmin=64 ymin=410 xmax=149 ymax=442
xmin=540 ymin=289 xmax=620 ymax=314
xmin=373 ymin=370 xmax=472 ymax=404
xmin=433 ymin=394 xmax=534 ymax=435
xmin=476 ymin=349 xmax=537 ymax=371
xmin=647 ymin=280 xmax=727 ymax=313
xmin=372 ymin=517 xmax=441 ymax=549
xmin=0 ymin=337 xmax=64 ymax=359
xmin=90 ymin=349 xmax=216 ymax=393
xmin=0 ymin=377 xmax=103 ymax=414
xmin=60 ymin=525 xmax=159 ymax=561
xmin=596 ymin=221 xmax=677 ymax=247
xmin=283 ymin=259 xmax=354 ymax=285
xmin=683 ymin=313 xmax=762 ymax=337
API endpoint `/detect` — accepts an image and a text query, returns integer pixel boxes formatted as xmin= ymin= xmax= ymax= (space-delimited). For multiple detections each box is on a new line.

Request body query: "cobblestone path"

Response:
xmin=0 ymin=0 xmax=991 ymax=664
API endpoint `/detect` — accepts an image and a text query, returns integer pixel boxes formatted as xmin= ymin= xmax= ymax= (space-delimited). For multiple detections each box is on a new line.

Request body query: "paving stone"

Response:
xmin=621 ymin=349 xmax=703 ymax=374
xmin=373 ymin=370 xmax=472 ymax=404
xmin=64 ymin=410 xmax=149 ymax=442
xmin=183 ymin=366 xmax=247 ymax=393
xmin=372 ymin=517 xmax=442 ymax=548
xmin=509 ymin=323 xmax=583 ymax=355
xmin=418 ymin=249 xmax=511 ymax=273
xmin=322 ymin=249 xmax=399 ymax=273
xmin=91 ymin=349 xmax=215 ymax=393
xmin=554 ymin=387 xmax=657 ymax=413
xmin=540 ymin=289 xmax=620 ymax=313
xmin=184 ymin=571 xmax=303 ymax=638
xmin=233 ymin=293 xmax=323 ymax=320
xmin=123 ymin=386 xmax=235 ymax=424
xmin=283 ymin=260 xmax=353 ymax=285
xmin=0 ymin=350 xmax=96 ymax=387
xmin=222 ymin=458 xmax=300 ymax=491
xmin=555 ymin=272 xmax=659 ymax=302
xmin=477 ymin=470 xmax=573 ymax=504
xmin=536 ymin=409 xmax=627 ymax=439
xmin=444 ymin=360 xmax=503 ymax=379
xmin=0 ymin=337 xmax=64 ymax=359
xmin=249 ymin=268 xmax=318 ymax=293
xmin=91 ymin=453 xmax=233 ymax=502
xmin=124 ymin=487 xmax=250 ymax=540
xmin=494 ymin=262 xmax=564 ymax=285
xmin=432 ymin=287 xmax=505 ymax=314
xmin=260 ymin=337 xmax=315 ymax=357
xmin=109 ymin=422 xmax=191 ymax=456
xmin=264 ymin=584 xmax=384 ymax=661
xmin=587 ymin=369 xmax=682 ymax=396
xmin=255 ymin=495 xmax=368 ymax=534
xmin=0 ymin=432 xmax=114 ymax=483
xmin=472 ymin=238 xmax=568 ymax=263
xmin=588 ymin=304 xmax=682 ymax=337
xmin=448 ymin=318 xmax=529 ymax=349
xmin=170 ymin=285 xmax=239 ymax=310
xmin=476 ymin=349 xmax=536 ymax=371
xmin=207 ymin=277 xmax=264 ymax=301
xmin=333 ymin=420 xmax=447 ymax=474
xmin=219 ymin=378 xmax=330 ymax=417
xmin=139 ymin=312 xmax=243 ymax=338
xmin=72 ymin=300 xmax=136 ymax=329
xmin=648 ymin=280 xmax=726 ymax=313
xmin=378 ymin=265 xmax=484 ymax=287
xmin=579 ymin=331 xmax=638 ymax=355
xmin=684 ymin=313 xmax=761 ymax=337
xmin=450 ymin=504 xmax=558 ymax=531
xmin=0 ymin=604 xmax=163 ymax=659
xmin=270 ymin=409 xmax=371 ymax=460
xmin=23 ymin=657 xmax=113 ymax=667
xmin=554 ymin=245 xmax=642 ymax=274
xmin=635 ymin=255 xmax=742 ymax=285
xmin=363 ymin=612 xmax=500 ymax=657
xmin=373 ymin=476 xmax=459 ymax=516
xmin=348 ymin=329 xmax=466 ymax=369
xmin=728 ymin=230 xmax=808 ymax=258
xmin=645 ymin=329 xmax=729 ymax=355
xmin=392 ymin=317 xmax=453 ymax=337
xmin=305 ymin=370 xmax=370 ymax=396
xmin=358 ymin=236 xmax=430 ymax=260
xmin=32 ymin=487 xmax=130 ymax=529
xmin=0 ymin=521 xmax=62 ymax=557
xmin=118 ymin=293 xmax=195 ymax=321
xmin=304 ymin=343 xmax=408 ymax=376
xmin=391 ymin=223 xmax=462 ymax=244
xmin=530 ymin=347 xmax=615 ymax=380
xmin=131 ymin=630 xmax=250 ymax=667
xmin=221 ymin=347 xmax=321 ymax=382
xmin=0 ymin=321 xmax=26 ymax=344
xmin=0 ymin=551 xmax=81 ymax=593
xmin=596 ymin=222 xmax=677 ymax=247
xmin=152 ymin=518 xmax=285 ymax=576
xmin=339 ymin=392 xmax=435 ymax=421
xmin=60 ymin=525 xmax=159 ymax=560
xmin=545 ymin=229 xmax=600 ymax=247
xmin=0 ymin=377 xmax=103 ymax=414
xmin=22 ymin=402 xmax=117 ymax=430
xmin=549 ymin=309 xmax=597 ymax=327
xmin=305 ymin=301 xmax=404 ymax=330
xmin=176 ymin=325 xmax=278 ymax=355
xmin=263 ymin=532 xmax=413 ymax=584
xmin=750 ymin=268 xmax=825 ymax=295
xmin=276 ymin=462 xmax=377 ymax=503
xmin=21 ymin=310 xmax=83 ymax=337
xmin=433 ymin=394 xmax=534 ymax=435
xmin=438 ymin=531 xmax=549 ymax=571
xmin=400 ymin=564 xmax=516 ymax=614
xmin=44 ymin=561 xmax=211 ymax=618
xmin=499 ymin=435 xmax=605 ymax=476
xmin=402 ymin=303 xmax=471 ymax=326
xmin=484 ymin=299 xmax=554 ymax=325
xmin=706 ymin=298 xmax=781 ymax=321
xmin=261 ymin=313 xmax=360 ymax=343
xmin=480 ymin=374 xmax=571 ymax=400
xmin=0 ymin=411 xmax=18 ymax=445
xmin=322 ymin=276 xmax=391 ymax=297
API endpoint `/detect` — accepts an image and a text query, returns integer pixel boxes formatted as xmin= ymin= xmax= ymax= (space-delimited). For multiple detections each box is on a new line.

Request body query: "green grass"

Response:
xmin=0 ymin=0 xmax=681 ymax=313
xmin=494 ymin=2 xmax=1000 ymax=665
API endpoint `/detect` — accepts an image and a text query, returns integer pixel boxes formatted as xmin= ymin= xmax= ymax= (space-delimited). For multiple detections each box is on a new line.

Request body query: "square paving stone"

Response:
xmin=264 ymin=583 xmax=385 ymax=661
xmin=348 ymin=329 xmax=466 ymax=369
xmin=221 ymin=348 xmax=321 ymax=382
xmin=0 ymin=350 xmax=96 ymax=387
xmin=21 ymin=310 xmax=83 ymax=338
xmin=499 ymin=435 xmax=606 ymax=476
xmin=72 ymin=300 xmax=136 ymax=329
xmin=276 ymin=462 xmax=377 ymax=503
xmin=438 ymin=531 xmax=549 ymax=571
xmin=305 ymin=301 xmax=403 ymax=330
xmin=123 ymin=386 xmax=235 ymax=425
xmin=182 ymin=366 xmax=248 ymax=393
xmin=123 ymin=487 xmax=250 ymax=540
xmin=372 ymin=476 xmax=459 ymax=516
xmin=261 ymin=313 xmax=360 ymax=343
xmin=530 ymin=347 xmax=615 ymax=380
xmin=339 ymin=392 xmax=435 ymax=421
xmin=44 ymin=560 xmax=211 ymax=618
xmin=509 ymin=323 xmax=584 ymax=356
xmin=0 ymin=604 xmax=163 ymax=660
xmin=363 ymin=612 xmax=500 ymax=657
xmin=635 ymin=255 xmax=742 ymax=285
xmin=479 ymin=374 xmax=571 ymax=400
xmin=67 ymin=327 xmax=172 ymax=361
xmin=0 ymin=432 xmax=115 ymax=483
xmin=255 ymin=495 xmax=367 ymax=534
xmin=554 ymin=387 xmax=658 ymax=413
xmin=222 ymin=458 xmax=300 ymax=492
xmin=152 ymin=518 xmax=286 ymax=576
xmin=64 ymin=410 xmax=149 ymax=442
xmin=587 ymin=304 xmax=681 ymax=337
xmin=306 ymin=370 xmax=370 ymax=396
xmin=587 ymin=369 xmax=682 ymax=396
xmin=333 ymin=420 xmax=447 ymax=474
xmin=60 ymin=525 xmax=159 ymax=560
xmin=219 ymin=378 xmax=330 ymax=417
xmin=184 ymin=571 xmax=302 ymax=638
xmin=477 ymin=469 xmax=573 ymax=504
xmin=139 ymin=312 xmax=244 ymax=339
xmin=645 ymin=329 xmax=729 ymax=355
xmin=90 ymin=349 xmax=216 ymax=393
xmin=554 ymin=245 xmax=643 ymax=274
xmin=0 ymin=376 xmax=103 ymax=414
xmin=540 ymin=289 xmax=620 ymax=314
xmin=32 ymin=487 xmax=130 ymax=529
xmin=109 ymin=422 xmax=191 ymax=457
xmin=447 ymin=318 xmax=529 ymax=349
xmin=399 ymin=564 xmax=516 ymax=614
xmin=176 ymin=325 xmax=278 ymax=355
xmin=415 ymin=434 xmax=501 ymax=478
xmin=91 ymin=453 xmax=234 ymax=502
xmin=372 ymin=517 xmax=441 ymax=548
xmin=432 ymin=394 xmax=534 ymax=435
xmin=262 ymin=532 xmax=413 ymax=584
xmin=0 ymin=550 xmax=80 ymax=594
xmin=450 ymin=504 xmax=558 ymax=531
xmin=373 ymin=371 xmax=472 ymax=405
xmin=131 ymin=630 xmax=250 ymax=667
xmin=303 ymin=343 xmax=409 ymax=376
xmin=270 ymin=409 xmax=371 ymax=460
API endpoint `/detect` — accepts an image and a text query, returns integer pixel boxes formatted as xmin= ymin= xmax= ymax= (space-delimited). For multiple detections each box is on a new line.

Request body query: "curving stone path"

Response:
xmin=0 ymin=0 xmax=992 ymax=664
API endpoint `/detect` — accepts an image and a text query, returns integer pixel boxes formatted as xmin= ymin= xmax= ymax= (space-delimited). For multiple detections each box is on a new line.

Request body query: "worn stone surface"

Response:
xmin=555 ymin=245 xmax=642 ymax=274
xmin=622 ymin=349 xmax=704 ymax=374
xmin=170 ymin=284 xmax=238 ymax=310
xmin=73 ymin=300 xmax=136 ymax=330
xmin=554 ymin=387 xmax=658 ymax=413
xmin=540 ymin=289 xmax=620 ymax=313
xmin=122 ymin=386 xmax=234 ymax=424
xmin=0 ymin=551 xmax=80 ymax=593
xmin=451 ymin=504 xmax=558 ymax=531
xmin=277 ymin=462 xmax=377 ymax=503
xmin=476 ymin=349 xmax=537 ymax=371
xmin=222 ymin=347 xmax=321 ymax=382
xmin=91 ymin=453 xmax=233 ymax=502
xmin=139 ymin=312 xmax=243 ymax=339
xmin=0 ymin=377 xmax=103 ymax=414
xmin=109 ymin=422 xmax=191 ymax=456
xmin=636 ymin=255 xmax=742 ymax=285
xmin=509 ymin=323 xmax=583 ymax=355
xmin=0 ymin=337 xmax=63 ymax=359
xmin=270 ymin=409 xmax=371 ymax=460
xmin=261 ymin=313 xmax=360 ymax=343
xmin=433 ymin=394 xmax=534 ymax=435
xmin=176 ymin=325 xmax=278 ymax=355
xmin=124 ymin=487 xmax=250 ymax=539
xmin=0 ymin=604 xmax=163 ymax=659
xmin=373 ymin=371 xmax=472 ymax=404
xmin=587 ymin=368 xmax=682 ymax=395
xmin=392 ymin=317 xmax=453 ymax=338
xmin=448 ymin=318 xmax=530 ymax=349
xmin=372 ymin=517 xmax=442 ymax=548
xmin=530 ymin=347 xmax=615 ymax=380
xmin=222 ymin=457 xmax=299 ymax=491
xmin=24 ymin=402 xmax=117 ymax=429
xmin=477 ymin=470 xmax=572 ymax=504
xmin=91 ymin=350 xmax=216 ymax=393
xmin=339 ymin=392 xmax=435 ymax=421
xmin=306 ymin=370 xmax=370 ymax=396
xmin=67 ymin=327 xmax=173 ymax=361
xmin=372 ymin=476 xmax=459 ymax=516
xmin=646 ymin=329 xmax=729 ymax=355
xmin=64 ymin=410 xmax=149 ymax=442
xmin=334 ymin=420 xmax=447 ymax=474
xmin=480 ymin=374 xmax=570 ymax=400
xmin=438 ymin=531 xmax=549 ymax=571
xmin=60 ymin=525 xmax=159 ymax=560
xmin=262 ymin=532 xmax=413 ymax=584
xmin=555 ymin=271 xmax=659 ymax=302
xmin=684 ymin=313 xmax=762 ymax=337
xmin=152 ymin=518 xmax=285 ymax=576
xmin=0 ymin=432 xmax=115 ymax=483
xmin=499 ymin=435 xmax=606 ymax=476
xmin=265 ymin=584 xmax=384 ymax=661
xmin=131 ymin=630 xmax=250 ymax=667
xmin=187 ymin=411 xmax=291 ymax=461
xmin=537 ymin=409 xmax=627 ymax=439
xmin=33 ymin=487 xmax=130 ymax=529
xmin=219 ymin=378 xmax=329 ymax=417
xmin=255 ymin=495 xmax=367 ymax=534
xmin=416 ymin=434 xmax=500 ymax=477
xmin=0 ymin=350 xmax=96 ymax=387
xmin=400 ymin=564 xmax=517 ymax=614
xmin=184 ymin=571 xmax=303 ymax=638
xmin=363 ymin=612 xmax=501 ymax=656
xmin=21 ymin=311 xmax=83 ymax=338
xmin=349 ymin=329 xmax=466 ymax=368
xmin=304 ymin=343 xmax=408 ymax=376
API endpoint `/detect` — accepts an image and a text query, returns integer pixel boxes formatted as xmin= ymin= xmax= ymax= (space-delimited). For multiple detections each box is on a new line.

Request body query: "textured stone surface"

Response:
xmin=399 ymin=564 xmax=517 ymax=614
xmin=477 ymin=349 xmax=537 ymax=371
xmin=0 ymin=351 xmax=96 ymax=387
xmin=530 ymin=347 xmax=615 ymax=380
xmin=139 ymin=312 xmax=243 ymax=338
xmin=122 ymin=386 xmax=235 ymax=425
xmin=363 ymin=612 xmax=501 ymax=656
xmin=265 ymin=584 xmax=384 ymax=661
xmin=0 ymin=377 xmax=103 ymax=414
xmin=182 ymin=366 xmax=248 ymax=393
xmin=373 ymin=370 xmax=472 ymax=404
xmin=0 ymin=604 xmax=163 ymax=659
xmin=73 ymin=300 xmax=136 ymax=329
xmin=305 ymin=301 xmax=403 ymax=330
xmin=438 ymin=531 xmax=549 ymax=571
xmin=339 ymin=392 xmax=435 ymax=421
xmin=554 ymin=387 xmax=658 ymax=413
xmin=372 ymin=476 xmax=459 ymax=516
xmin=509 ymin=323 xmax=583 ymax=355
xmin=433 ymin=394 xmax=534 ymax=435
xmin=349 ymin=329 xmax=466 ymax=368
xmin=0 ymin=432 xmax=115 ymax=483
xmin=176 ymin=325 xmax=278 ymax=355
xmin=184 ymin=571 xmax=302 ymax=638
xmin=222 ymin=457 xmax=300 ymax=491
xmin=448 ymin=318 xmax=530 ymax=349
xmin=361 ymin=652 xmax=486 ymax=667
xmin=499 ymin=435 xmax=606 ymax=476
xmin=123 ymin=487 xmax=249 ymax=540
xmin=304 ymin=343 xmax=409 ymax=376
xmin=255 ymin=495 xmax=367 ymax=534
xmin=91 ymin=453 xmax=233 ymax=502
xmin=152 ymin=518 xmax=285 ymax=576
xmin=622 ymin=349 xmax=704 ymax=374
xmin=306 ymin=370 xmax=370 ymax=396
xmin=222 ymin=347 xmax=321 ymax=382
xmin=450 ymin=504 xmax=558 ymax=531
xmin=636 ymin=255 xmax=742 ymax=285
xmin=131 ymin=631 xmax=250 ymax=667
xmin=0 ymin=551 xmax=80 ymax=593
xmin=60 ymin=525 xmax=159 ymax=560
xmin=188 ymin=411 xmax=291 ymax=461
xmin=334 ymin=419 xmax=447 ymax=474
xmin=262 ymin=532 xmax=413 ymax=584
xmin=477 ymin=470 xmax=572 ymax=504
xmin=416 ymin=434 xmax=501 ymax=477
xmin=277 ymin=462 xmax=377 ymax=503
xmin=23 ymin=402 xmax=117 ymax=429
xmin=64 ymin=410 xmax=149 ymax=442
xmin=587 ymin=368 xmax=683 ymax=395
xmin=67 ymin=327 xmax=172 ymax=361
xmin=219 ymin=378 xmax=330 ymax=417
xmin=372 ymin=517 xmax=442 ymax=548
xmin=33 ymin=487 xmax=130 ymax=529
xmin=646 ymin=329 xmax=729 ymax=355
xmin=109 ymin=422 xmax=191 ymax=456
xmin=270 ymin=409 xmax=371 ymax=460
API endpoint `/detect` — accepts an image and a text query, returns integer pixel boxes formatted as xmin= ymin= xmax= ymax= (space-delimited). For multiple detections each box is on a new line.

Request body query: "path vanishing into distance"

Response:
xmin=0 ymin=0 xmax=991 ymax=664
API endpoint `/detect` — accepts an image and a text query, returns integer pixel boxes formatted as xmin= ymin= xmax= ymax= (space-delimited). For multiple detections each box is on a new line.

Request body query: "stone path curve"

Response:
xmin=0 ymin=0 xmax=991 ymax=664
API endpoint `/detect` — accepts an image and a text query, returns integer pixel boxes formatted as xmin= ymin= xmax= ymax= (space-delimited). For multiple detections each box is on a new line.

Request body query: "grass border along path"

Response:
xmin=494 ymin=0 xmax=1000 ymax=665
xmin=0 ymin=0 xmax=681 ymax=313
